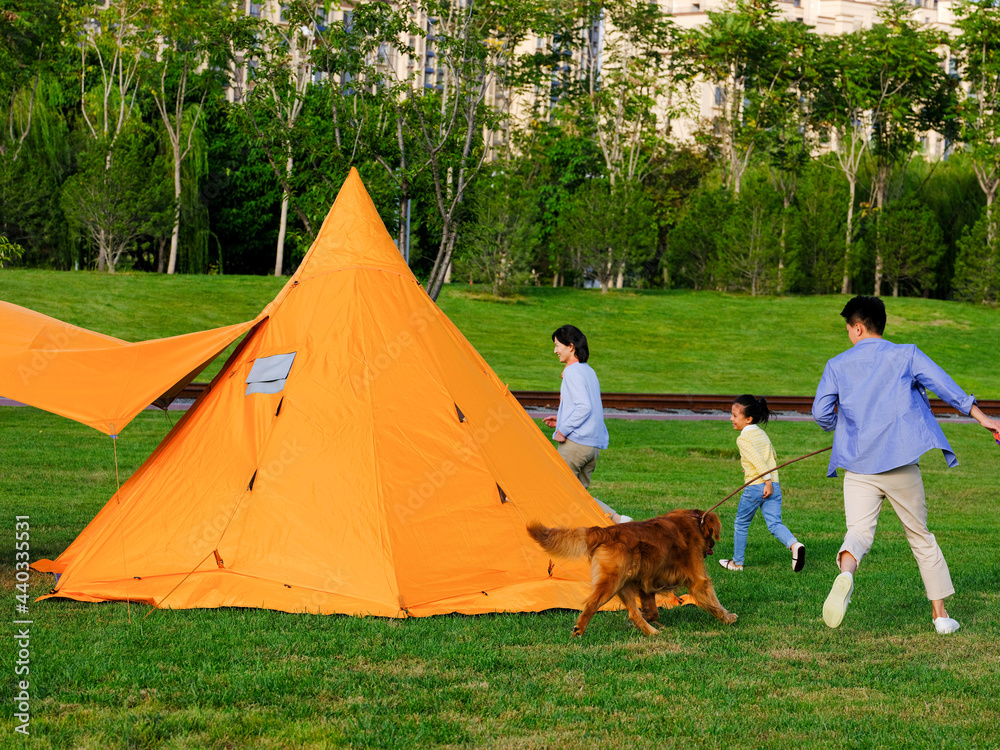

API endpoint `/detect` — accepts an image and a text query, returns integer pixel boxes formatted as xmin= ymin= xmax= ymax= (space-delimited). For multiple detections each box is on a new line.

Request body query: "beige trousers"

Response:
xmin=557 ymin=439 xmax=601 ymax=489
xmin=841 ymin=464 xmax=954 ymax=601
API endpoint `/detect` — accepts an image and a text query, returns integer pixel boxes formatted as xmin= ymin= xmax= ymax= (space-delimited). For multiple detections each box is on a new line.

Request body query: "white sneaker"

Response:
xmin=933 ymin=616 xmax=960 ymax=635
xmin=618 ymin=515 xmax=633 ymax=523
xmin=791 ymin=542 xmax=806 ymax=572
xmin=823 ymin=572 xmax=854 ymax=628
xmin=719 ymin=559 xmax=743 ymax=571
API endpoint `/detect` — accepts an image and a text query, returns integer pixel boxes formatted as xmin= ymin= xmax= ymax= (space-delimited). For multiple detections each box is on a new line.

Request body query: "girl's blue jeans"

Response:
xmin=732 ymin=482 xmax=797 ymax=565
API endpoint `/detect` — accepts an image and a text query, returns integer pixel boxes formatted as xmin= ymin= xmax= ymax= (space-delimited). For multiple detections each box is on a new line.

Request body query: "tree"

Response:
xmin=0 ymin=76 xmax=72 ymax=267
xmin=240 ymin=1 xmax=317 ymax=276
xmin=868 ymin=197 xmax=944 ymax=297
xmin=0 ymin=234 xmax=24 ymax=266
xmin=787 ymin=157 xmax=849 ymax=294
xmin=578 ymin=0 xmax=683 ymax=187
xmin=201 ymin=99 xmax=283 ymax=275
xmin=813 ymin=8 xmax=954 ymax=296
xmin=0 ymin=0 xmax=61 ymax=163
xmin=61 ymin=122 xmax=171 ymax=272
xmin=683 ymin=0 xmax=808 ymax=197
xmin=561 ymin=178 xmax=656 ymax=293
xmin=643 ymin=144 xmax=709 ymax=288
xmin=454 ymin=165 xmax=539 ymax=296
xmin=813 ymin=31 xmax=872 ymax=294
xmin=517 ymin=122 xmax=605 ymax=287
xmin=408 ymin=0 xmax=541 ymax=301
xmin=761 ymin=23 xmax=819 ymax=293
xmin=952 ymin=1 xmax=1000 ymax=254
xmin=307 ymin=1 xmax=419 ymax=258
xmin=953 ymin=209 xmax=1000 ymax=305
xmin=572 ymin=0 xmax=686 ymax=288
xmin=666 ymin=187 xmax=735 ymax=290
xmin=717 ymin=182 xmax=782 ymax=295
xmin=861 ymin=1 xmax=955 ymax=296
xmin=147 ymin=0 xmax=231 ymax=274
xmin=68 ymin=0 xmax=157 ymax=271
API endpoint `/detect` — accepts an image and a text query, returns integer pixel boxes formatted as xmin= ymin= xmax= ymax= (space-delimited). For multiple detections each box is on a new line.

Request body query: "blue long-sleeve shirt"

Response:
xmin=812 ymin=338 xmax=977 ymax=477
xmin=556 ymin=362 xmax=610 ymax=450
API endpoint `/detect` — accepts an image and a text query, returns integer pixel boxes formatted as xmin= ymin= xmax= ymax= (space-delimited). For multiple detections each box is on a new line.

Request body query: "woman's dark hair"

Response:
xmin=733 ymin=394 xmax=772 ymax=427
xmin=552 ymin=325 xmax=589 ymax=363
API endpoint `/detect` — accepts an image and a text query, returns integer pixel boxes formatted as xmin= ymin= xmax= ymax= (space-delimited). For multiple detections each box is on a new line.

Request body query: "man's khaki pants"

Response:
xmin=841 ymin=464 xmax=954 ymax=601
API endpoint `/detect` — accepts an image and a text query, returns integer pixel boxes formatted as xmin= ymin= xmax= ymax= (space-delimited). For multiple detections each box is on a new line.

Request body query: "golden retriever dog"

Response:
xmin=527 ymin=509 xmax=738 ymax=637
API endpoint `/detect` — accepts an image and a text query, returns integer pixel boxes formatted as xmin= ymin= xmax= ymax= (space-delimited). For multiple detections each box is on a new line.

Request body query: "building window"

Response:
xmin=249 ymin=1 xmax=261 ymax=17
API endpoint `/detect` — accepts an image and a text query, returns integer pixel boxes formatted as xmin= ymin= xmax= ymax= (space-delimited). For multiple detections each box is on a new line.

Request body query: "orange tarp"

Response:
xmin=26 ymin=168 xmax=677 ymax=619
xmin=0 ymin=301 xmax=257 ymax=435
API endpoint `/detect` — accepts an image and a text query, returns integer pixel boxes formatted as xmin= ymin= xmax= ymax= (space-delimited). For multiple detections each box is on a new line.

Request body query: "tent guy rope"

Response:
xmin=111 ymin=432 xmax=131 ymax=624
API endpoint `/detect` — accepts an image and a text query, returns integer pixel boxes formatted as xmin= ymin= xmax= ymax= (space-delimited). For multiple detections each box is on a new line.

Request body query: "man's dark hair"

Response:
xmin=552 ymin=325 xmax=590 ymax=363
xmin=840 ymin=295 xmax=886 ymax=336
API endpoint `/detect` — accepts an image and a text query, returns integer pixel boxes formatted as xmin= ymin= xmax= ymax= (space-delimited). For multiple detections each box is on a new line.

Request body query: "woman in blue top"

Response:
xmin=543 ymin=325 xmax=629 ymax=522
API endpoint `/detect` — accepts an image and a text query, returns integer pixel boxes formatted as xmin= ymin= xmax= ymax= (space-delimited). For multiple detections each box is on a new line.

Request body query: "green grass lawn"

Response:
xmin=2 ymin=409 xmax=999 ymax=748
xmin=3 ymin=270 xmax=1000 ymax=748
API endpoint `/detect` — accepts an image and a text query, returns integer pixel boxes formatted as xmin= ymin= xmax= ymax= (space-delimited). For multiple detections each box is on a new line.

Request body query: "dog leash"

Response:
xmin=703 ymin=446 xmax=833 ymax=518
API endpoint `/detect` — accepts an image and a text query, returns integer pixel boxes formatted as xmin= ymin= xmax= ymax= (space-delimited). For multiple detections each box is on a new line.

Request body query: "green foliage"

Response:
xmin=454 ymin=165 xmax=540 ymax=296
xmin=864 ymin=197 xmax=945 ymax=297
xmin=953 ymin=208 xmax=1000 ymax=306
xmin=787 ymin=158 xmax=850 ymax=295
xmin=855 ymin=1 xmax=957 ymax=221
xmin=0 ymin=0 xmax=62 ymax=159
xmin=517 ymin=123 xmax=605 ymax=284
xmin=201 ymin=101 xmax=282 ymax=275
xmin=0 ymin=233 xmax=24 ymax=263
xmin=0 ymin=0 xmax=994 ymax=299
xmin=908 ymin=154 xmax=983 ymax=298
xmin=666 ymin=186 xmax=735 ymax=290
xmin=717 ymin=175 xmax=784 ymax=295
xmin=60 ymin=123 xmax=172 ymax=272
xmin=683 ymin=0 xmax=814 ymax=195
xmin=560 ymin=178 xmax=657 ymax=293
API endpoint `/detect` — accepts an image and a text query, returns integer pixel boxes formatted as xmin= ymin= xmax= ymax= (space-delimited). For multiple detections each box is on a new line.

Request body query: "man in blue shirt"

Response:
xmin=813 ymin=296 xmax=1000 ymax=634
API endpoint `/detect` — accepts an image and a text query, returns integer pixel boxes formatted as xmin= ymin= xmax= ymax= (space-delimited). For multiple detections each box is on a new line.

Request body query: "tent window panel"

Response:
xmin=245 ymin=352 xmax=297 ymax=396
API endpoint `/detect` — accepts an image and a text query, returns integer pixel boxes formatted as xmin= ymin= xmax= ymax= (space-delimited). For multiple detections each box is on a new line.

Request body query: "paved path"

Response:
xmin=1 ymin=397 xmax=979 ymax=424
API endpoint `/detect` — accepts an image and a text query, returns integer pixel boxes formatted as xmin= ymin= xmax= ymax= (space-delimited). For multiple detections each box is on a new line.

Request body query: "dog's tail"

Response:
xmin=526 ymin=521 xmax=589 ymax=560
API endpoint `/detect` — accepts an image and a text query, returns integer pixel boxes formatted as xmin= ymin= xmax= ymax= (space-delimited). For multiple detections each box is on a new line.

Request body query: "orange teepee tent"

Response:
xmin=31 ymin=168 xmax=619 ymax=617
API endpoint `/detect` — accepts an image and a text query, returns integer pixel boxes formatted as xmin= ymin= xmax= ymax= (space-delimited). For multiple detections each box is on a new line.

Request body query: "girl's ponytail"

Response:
xmin=733 ymin=394 xmax=772 ymax=427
